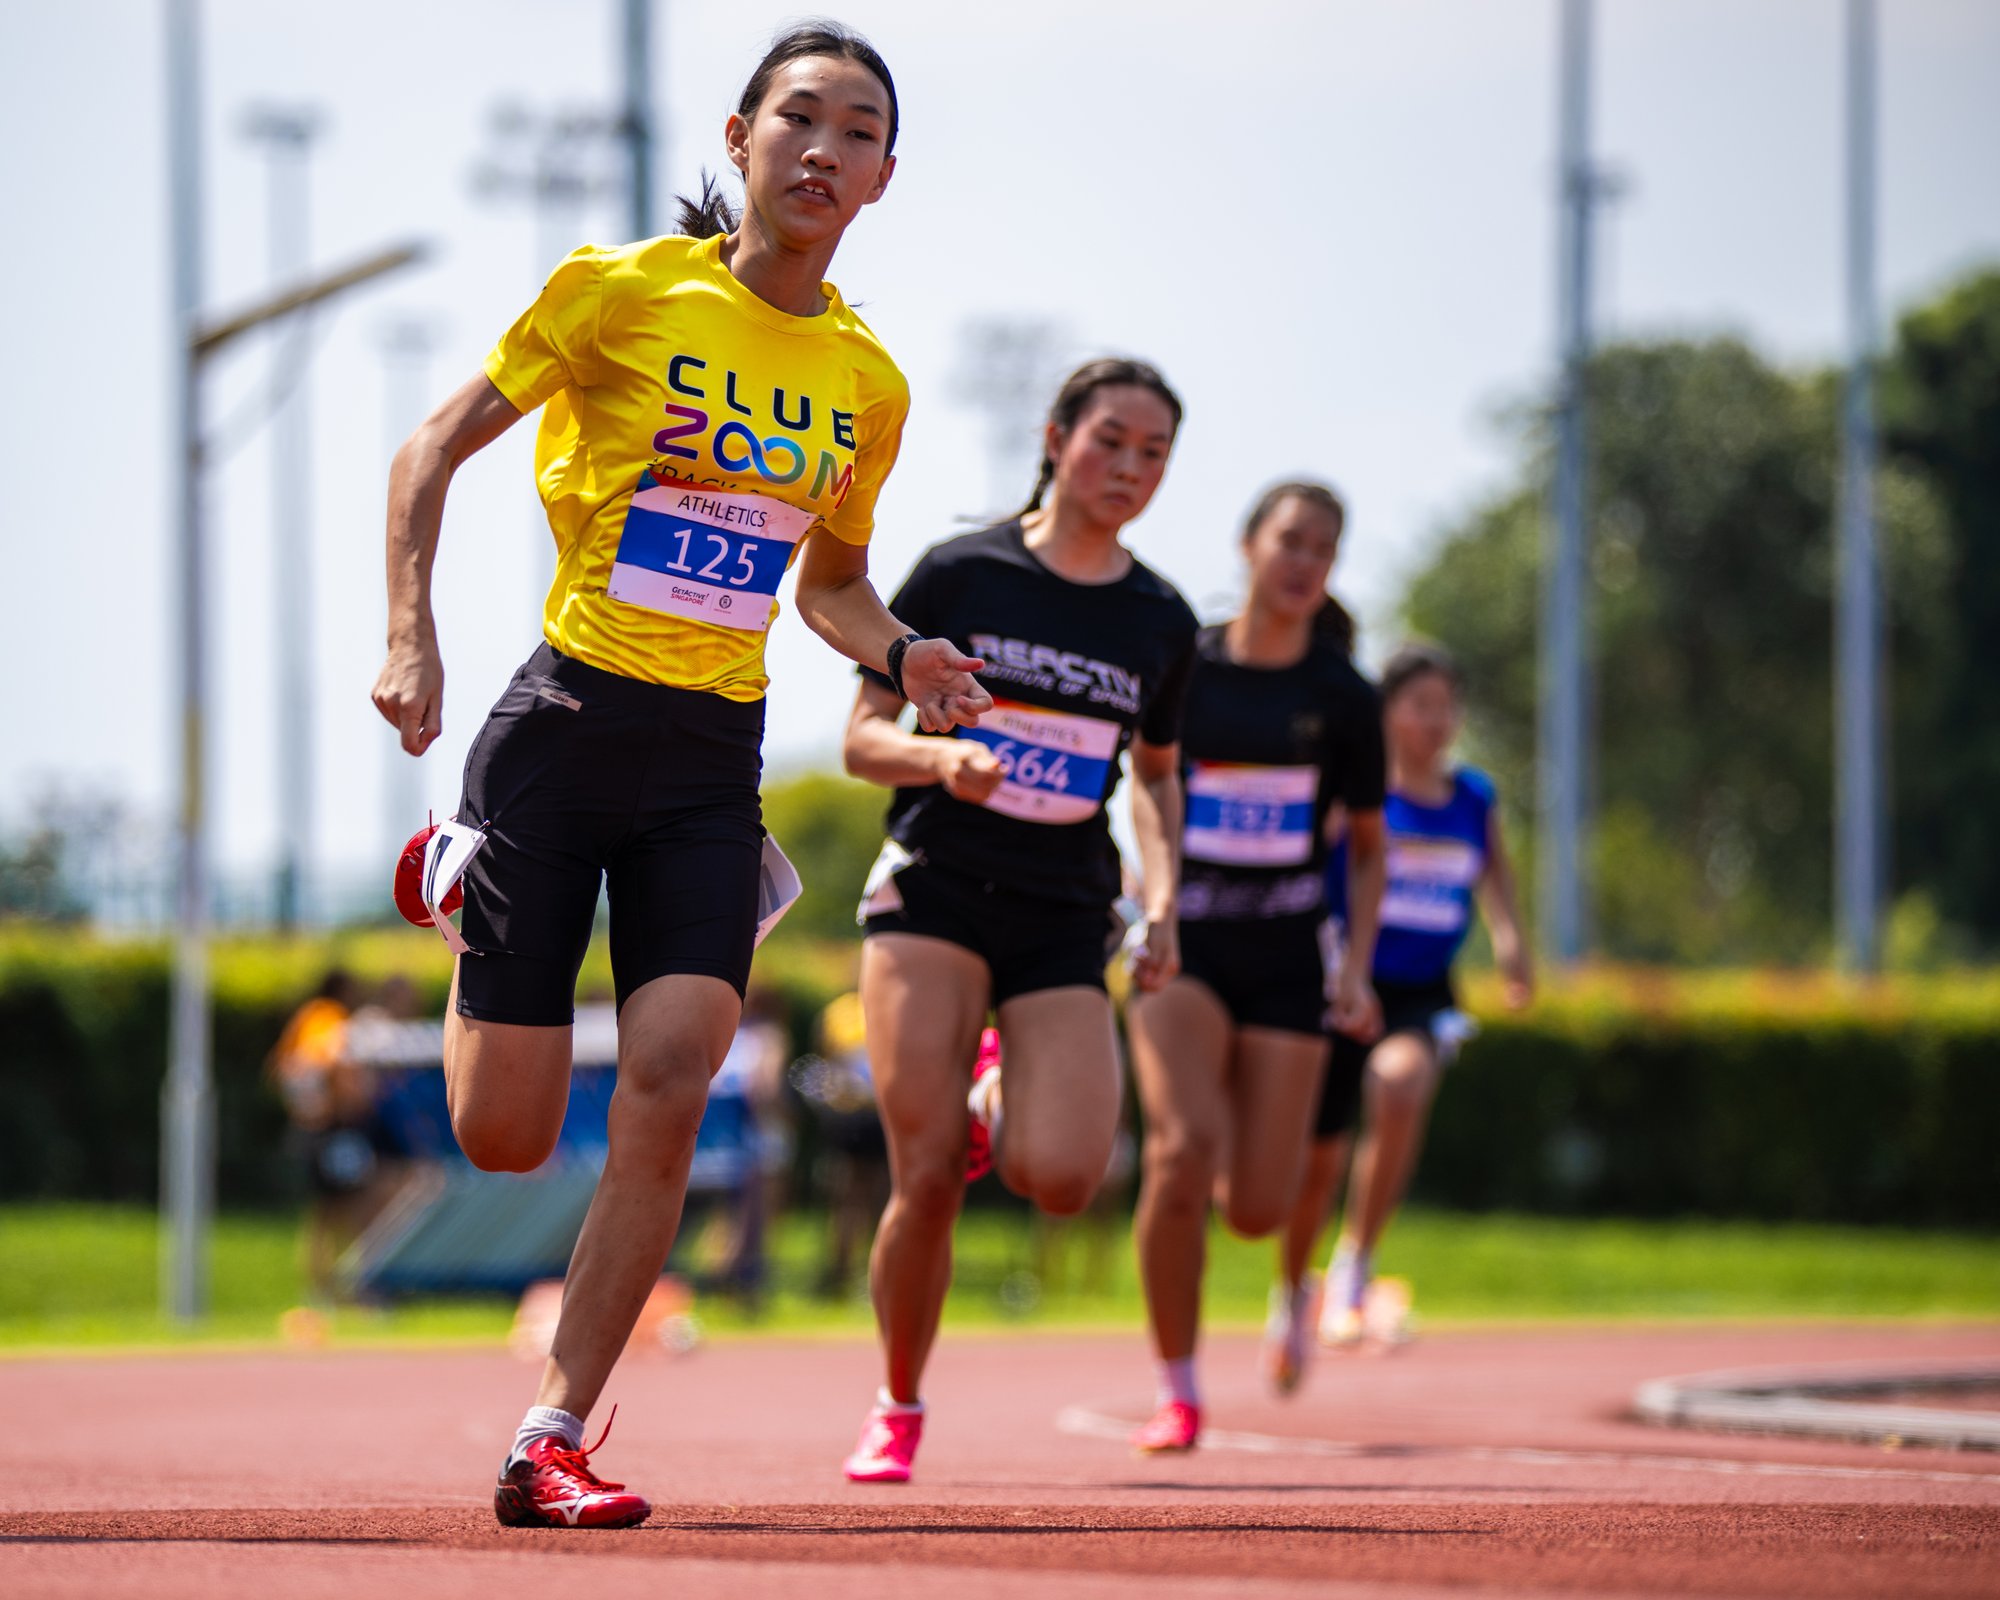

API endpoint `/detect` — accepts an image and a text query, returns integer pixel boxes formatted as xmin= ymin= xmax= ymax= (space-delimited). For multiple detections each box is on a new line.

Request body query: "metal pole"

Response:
xmin=1539 ymin=0 xmax=1595 ymax=968
xmin=244 ymin=109 xmax=322 ymax=931
xmin=1836 ymin=0 xmax=1882 ymax=971
xmin=623 ymin=0 xmax=654 ymax=238
xmin=163 ymin=0 xmax=213 ymax=1323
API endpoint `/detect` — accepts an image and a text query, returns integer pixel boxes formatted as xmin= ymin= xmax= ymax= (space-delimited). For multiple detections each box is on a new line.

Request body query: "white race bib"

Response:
xmin=958 ymin=699 xmax=1121 ymax=825
xmin=1379 ymin=836 xmax=1485 ymax=932
xmin=608 ymin=474 xmax=817 ymax=633
xmin=1182 ymin=761 xmax=1319 ymax=866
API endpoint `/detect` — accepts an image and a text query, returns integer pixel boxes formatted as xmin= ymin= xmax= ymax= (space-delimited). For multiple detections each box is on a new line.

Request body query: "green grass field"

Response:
xmin=2 ymin=1202 xmax=1994 ymax=1355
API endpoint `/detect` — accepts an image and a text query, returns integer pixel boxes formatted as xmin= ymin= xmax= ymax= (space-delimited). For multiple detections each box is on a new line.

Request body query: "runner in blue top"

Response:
xmin=1265 ymin=642 xmax=1532 ymax=1386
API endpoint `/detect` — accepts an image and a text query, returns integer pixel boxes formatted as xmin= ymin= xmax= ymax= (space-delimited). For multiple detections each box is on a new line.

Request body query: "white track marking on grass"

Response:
xmin=1054 ymin=1406 xmax=2000 ymax=1488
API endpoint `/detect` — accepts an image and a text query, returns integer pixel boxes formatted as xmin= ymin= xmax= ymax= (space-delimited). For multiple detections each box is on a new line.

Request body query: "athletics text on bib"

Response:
xmin=959 ymin=699 xmax=1120 ymax=825
xmin=1182 ymin=761 xmax=1318 ymax=867
xmin=608 ymin=474 xmax=817 ymax=633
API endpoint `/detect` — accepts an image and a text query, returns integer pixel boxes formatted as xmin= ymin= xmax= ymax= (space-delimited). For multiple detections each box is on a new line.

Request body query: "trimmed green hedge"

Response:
xmin=1421 ymin=971 xmax=2000 ymax=1227
xmin=1 ymin=930 xmax=1994 ymax=1225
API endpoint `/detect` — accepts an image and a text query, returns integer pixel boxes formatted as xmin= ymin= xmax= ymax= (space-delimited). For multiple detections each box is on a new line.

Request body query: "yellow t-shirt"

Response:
xmin=483 ymin=233 xmax=909 ymax=700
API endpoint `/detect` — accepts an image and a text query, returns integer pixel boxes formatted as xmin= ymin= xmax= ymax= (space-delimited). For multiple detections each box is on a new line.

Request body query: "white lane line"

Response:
xmin=1054 ymin=1406 xmax=2000 ymax=1488
xmin=1634 ymin=1363 xmax=2000 ymax=1452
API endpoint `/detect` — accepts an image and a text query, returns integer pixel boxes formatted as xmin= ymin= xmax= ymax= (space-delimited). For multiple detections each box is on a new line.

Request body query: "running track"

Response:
xmin=4 ymin=1324 xmax=1996 ymax=1597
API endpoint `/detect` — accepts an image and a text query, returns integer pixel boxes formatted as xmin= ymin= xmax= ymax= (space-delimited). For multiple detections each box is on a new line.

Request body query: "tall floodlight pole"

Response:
xmin=1836 ymin=0 xmax=1883 ymax=971
xmin=163 ymin=0 xmax=212 ymax=1324
xmin=1539 ymin=0 xmax=1598 ymax=969
xmin=622 ymin=0 xmax=656 ymax=238
xmin=243 ymin=107 xmax=324 ymax=932
xmin=159 ymin=43 xmax=426 ymax=1322
xmin=950 ymin=318 xmax=1067 ymax=517
xmin=473 ymin=105 xmax=619 ymax=603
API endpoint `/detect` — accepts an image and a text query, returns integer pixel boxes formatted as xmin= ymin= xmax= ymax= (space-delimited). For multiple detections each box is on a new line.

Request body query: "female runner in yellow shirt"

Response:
xmin=370 ymin=23 xmax=988 ymax=1530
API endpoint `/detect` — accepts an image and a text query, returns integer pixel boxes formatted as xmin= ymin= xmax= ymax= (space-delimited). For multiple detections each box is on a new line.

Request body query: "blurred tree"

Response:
xmin=1403 ymin=330 xmax=1954 ymax=963
xmin=1880 ymin=269 xmax=2000 ymax=947
xmin=760 ymin=768 xmax=887 ymax=944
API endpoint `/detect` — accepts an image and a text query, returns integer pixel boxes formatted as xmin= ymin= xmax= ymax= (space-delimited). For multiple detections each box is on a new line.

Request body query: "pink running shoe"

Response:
xmin=843 ymin=1402 xmax=923 ymax=1483
xmin=964 ymin=1027 xmax=1002 ymax=1183
xmin=1130 ymin=1399 xmax=1201 ymax=1454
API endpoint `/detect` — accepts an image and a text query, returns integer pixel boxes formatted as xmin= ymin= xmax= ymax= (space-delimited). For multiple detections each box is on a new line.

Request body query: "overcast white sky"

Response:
xmin=3 ymin=0 xmax=1997 ymax=901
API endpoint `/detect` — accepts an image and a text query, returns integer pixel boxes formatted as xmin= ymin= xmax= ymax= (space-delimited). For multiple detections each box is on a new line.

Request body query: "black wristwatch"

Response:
xmin=885 ymin=632 xmax=924 ymax=701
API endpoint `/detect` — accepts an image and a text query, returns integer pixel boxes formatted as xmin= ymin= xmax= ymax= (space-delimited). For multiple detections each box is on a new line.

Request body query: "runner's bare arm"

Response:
xmin=1126 ymin=737 xmax=1183 ymax=991
xmin=843 ymin=680 xmax=1004 ymax=802
xmin=1334 ymin=806 xmax=1388 ymax=1041
xmin=1475 ymin=807 xmax=1535 ymax=1008
xmin=795 ymin=532 xmax=992 ymax=734
xmin=371 ymin=375 xmax=526 ymax=756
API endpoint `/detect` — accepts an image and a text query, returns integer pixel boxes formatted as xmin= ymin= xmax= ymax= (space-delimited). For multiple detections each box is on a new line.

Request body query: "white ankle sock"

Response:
xmin=1156 ymin=1357 xmax=1200 ymax=1409
xmin=509 ymin=1405 xmax=584 ymax=1467
xmin=876 ymin=1387 xmax=925 ymax=1416
xmin=1329 ymin=1244 xmax=1372 ymax=1312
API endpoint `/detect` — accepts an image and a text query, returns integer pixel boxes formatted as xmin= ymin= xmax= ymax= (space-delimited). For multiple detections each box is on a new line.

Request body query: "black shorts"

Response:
xmin=1178 ymin=914 xmax=1328 ymax=1036
xmin=1313 ymin=976 xmax=1458 ymax=1139
xmin=860 ymin=855 xmax=1116 ymax=1006
xmin=453 ymin=643 xmax=766 ymax=1026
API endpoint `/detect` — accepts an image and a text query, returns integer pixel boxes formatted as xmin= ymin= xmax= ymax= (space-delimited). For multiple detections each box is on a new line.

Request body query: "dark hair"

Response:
xmin=314 ymin=967 xmax=361 ymax=1008
xmin=676 ymin=21 xmax=900 ymax=239
xmin=1020 ymin=358 xmax=1185 ymax=515
xmin=1242 ymin=479 xmax=1356 ymax=655
xmin=1380 ymin=640 xmax=1464 ymax=703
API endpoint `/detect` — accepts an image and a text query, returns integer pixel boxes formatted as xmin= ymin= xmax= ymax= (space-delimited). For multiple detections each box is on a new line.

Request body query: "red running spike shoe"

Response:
xmin=392 ymin=820 xmax=461 ymax=929
xmin=493 ymin=1410 xmax=650 ymax=1529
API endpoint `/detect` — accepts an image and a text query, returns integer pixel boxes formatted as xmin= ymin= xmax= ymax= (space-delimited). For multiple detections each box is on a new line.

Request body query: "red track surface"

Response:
xmin=4 ymin=1324 xmax=1997 ymax=1597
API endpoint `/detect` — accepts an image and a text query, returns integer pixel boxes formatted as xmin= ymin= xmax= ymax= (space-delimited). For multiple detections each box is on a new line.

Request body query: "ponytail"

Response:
xmin=1313 ymin=594 xmax=1357 ymax=655
xmin=675 ymin=171 xmax=739 ymax=240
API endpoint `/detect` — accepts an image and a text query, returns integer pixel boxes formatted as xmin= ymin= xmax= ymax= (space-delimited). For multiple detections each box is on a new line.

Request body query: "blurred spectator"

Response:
xmin=707 ymin=985 xmax=793 ymax=1303
xmin=267 ymin=968 xmax=375 ymax=1302
xmin=792 ymin=990 xmax=890 ymax=1299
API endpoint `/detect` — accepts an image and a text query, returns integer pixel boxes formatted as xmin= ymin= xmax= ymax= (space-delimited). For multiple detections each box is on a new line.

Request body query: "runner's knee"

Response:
xmin=1006 ymin=1150 xmax=1104 ymax=1217
xmin=612 ymin=1038 xmax=713 ymax=1138
xmin=890 ymin=1148 xmax=966 ymax=1219
xmin=452 ymin=1101 xmax=560 ymax=1174
xmin=1142 ymin=1127 xmax=1219 ymax=1211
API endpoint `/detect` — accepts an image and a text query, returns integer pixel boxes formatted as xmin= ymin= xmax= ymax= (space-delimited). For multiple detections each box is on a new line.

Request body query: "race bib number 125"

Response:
xmin=958 ymin=699 xmax=1120 ymax=825
xmin=608 ymin=474 xmax=817 ymax=633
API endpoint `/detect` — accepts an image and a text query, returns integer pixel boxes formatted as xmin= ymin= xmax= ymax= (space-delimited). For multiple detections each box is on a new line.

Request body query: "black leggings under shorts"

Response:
xmin=1177 ymin=913 xmax=1329 ymax=1036
xmin=1313 ymin=976 xmax=1458 ymax=1139
xmin=453 ymin=642 xmax=765 ymax=1026
xmin=860 ymin=854 xmax=1119 ymax=1006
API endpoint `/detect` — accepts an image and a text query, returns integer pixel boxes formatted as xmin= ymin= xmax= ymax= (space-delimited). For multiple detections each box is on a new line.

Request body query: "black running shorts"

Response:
xmin=1313 ymin=976 xmax=1459 ymax=1139
xmin=1177 ymin=914 xmax=1329 ymax=1037
xmin=453 ymin=643 xmax=765 ymax=1026
xmin=860 ymin=856 xmax=1116 ymax=1005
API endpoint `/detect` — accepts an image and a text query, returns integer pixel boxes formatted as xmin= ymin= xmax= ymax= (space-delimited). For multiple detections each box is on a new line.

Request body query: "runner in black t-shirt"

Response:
xmin=838 ymin=359 xmax=1199 ymax=1484
xmin=1126 ymin=481 xmax=1387 ymax=1454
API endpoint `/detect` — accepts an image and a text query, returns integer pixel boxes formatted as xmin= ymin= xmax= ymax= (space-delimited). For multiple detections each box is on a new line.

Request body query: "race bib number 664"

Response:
xmin=958 ymin=699 xmax=1120 ymax=825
